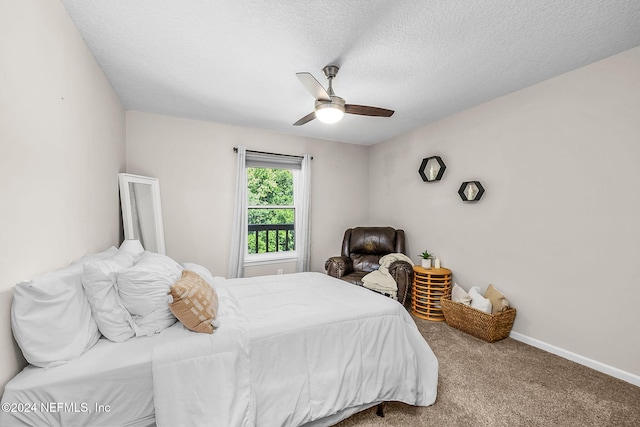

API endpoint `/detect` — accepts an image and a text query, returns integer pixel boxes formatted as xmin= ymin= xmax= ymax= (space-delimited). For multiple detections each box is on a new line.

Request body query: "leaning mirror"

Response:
xmin=118 ymin=173 xmax=166 ymax=254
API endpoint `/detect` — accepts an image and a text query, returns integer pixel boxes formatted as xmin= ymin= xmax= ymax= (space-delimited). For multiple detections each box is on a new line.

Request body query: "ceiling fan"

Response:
xmin=293 ymin=65 xmax=395 ymax=126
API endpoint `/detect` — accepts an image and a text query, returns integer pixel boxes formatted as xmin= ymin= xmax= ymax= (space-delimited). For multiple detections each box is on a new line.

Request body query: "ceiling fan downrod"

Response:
xmin=322 ymin=65 xmax=339 ymax=96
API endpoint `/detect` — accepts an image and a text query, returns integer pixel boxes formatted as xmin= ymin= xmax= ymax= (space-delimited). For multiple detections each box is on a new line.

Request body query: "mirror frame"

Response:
xmin=118 ymin=173 xmax=166 ymax=254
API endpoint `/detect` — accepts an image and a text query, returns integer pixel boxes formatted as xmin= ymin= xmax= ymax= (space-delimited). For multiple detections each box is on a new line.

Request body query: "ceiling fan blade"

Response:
xmin=345 ymin=104 xmax=395 ymax=117
xmin=293 ymin=111 xmax=316 ymax=126
xmin=296 ymin=72 xmax=330 ymax=101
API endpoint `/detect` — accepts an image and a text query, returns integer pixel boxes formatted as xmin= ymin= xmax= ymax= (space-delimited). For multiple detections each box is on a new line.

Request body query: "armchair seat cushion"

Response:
xmin=340 ymin=271 xmax=368 ymax=287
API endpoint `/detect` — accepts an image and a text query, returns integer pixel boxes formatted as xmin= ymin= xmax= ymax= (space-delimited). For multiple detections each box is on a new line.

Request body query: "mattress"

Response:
xmin=0 ymin=322 xmax=193 ymax=427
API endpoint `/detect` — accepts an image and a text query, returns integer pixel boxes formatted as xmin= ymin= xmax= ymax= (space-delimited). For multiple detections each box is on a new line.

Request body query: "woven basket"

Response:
xmin=441 ymin=297 xmax=516 ymax=343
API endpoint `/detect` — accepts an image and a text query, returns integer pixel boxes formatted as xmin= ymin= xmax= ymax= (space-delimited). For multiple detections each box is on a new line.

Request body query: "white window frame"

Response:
xmin=243 ymin=158 xmax=302 ymax=266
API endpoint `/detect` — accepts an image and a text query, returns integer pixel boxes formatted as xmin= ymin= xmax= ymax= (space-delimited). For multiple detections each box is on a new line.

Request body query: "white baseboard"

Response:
xmin=509 ymin=331 xmax=640 ymax=388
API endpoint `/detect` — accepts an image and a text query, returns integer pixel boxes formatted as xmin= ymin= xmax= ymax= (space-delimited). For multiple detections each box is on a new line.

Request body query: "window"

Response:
xmin=243 ymin=151 xmax=306 ymax=265
xmin=229 ymin=147 xmax=311 ymax=278
xmin=247 ymin=167 xmax=296 ymax=255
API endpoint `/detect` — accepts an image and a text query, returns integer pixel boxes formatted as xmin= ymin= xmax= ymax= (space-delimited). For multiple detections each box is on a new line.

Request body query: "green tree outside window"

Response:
xmin=247 ymin=167 xmax=295 ymax=253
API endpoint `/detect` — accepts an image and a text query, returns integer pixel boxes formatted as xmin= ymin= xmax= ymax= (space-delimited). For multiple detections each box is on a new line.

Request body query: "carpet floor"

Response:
xmin=336 ymin=317 xmax=639 ymax=427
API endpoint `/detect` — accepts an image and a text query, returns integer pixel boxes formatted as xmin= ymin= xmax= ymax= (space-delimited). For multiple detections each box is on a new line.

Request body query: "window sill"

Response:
xmin=244 ymin=251 xmax=298 ymax=266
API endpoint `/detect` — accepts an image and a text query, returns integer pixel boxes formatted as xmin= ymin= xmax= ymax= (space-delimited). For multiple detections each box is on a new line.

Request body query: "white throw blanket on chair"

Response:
xmin=362 ymin=253 xmax=414 ymax=300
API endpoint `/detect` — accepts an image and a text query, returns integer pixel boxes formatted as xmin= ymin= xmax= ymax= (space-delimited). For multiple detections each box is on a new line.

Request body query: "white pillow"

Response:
xmin=117 ymin=252 xmax=182 ymax=336
xmin=181 ymin=262 xmax=217 ymax=288
xmin=119 ymin=239 xmax=145 ymax=256
xmin=469 ymin=286 xmax=493 ymax=314
xmin=451 ymin=283 xmax=472 ymax=305
xmin=11 ymin=248 xmax=117 ymax=368
xmin=82 ymin=252 xmax=139 ymax=342
xmin=72 ymin=246 xmax=119 ymax=264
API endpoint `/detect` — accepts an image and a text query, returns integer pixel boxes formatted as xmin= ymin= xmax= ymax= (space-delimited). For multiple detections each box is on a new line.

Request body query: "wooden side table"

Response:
xmin=411 ymin=266 xmax=452 ymax=321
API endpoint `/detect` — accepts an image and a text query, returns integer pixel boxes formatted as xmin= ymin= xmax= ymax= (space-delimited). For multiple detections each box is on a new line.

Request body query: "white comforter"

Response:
xmin=152 ymin=272 xmax=438 ymax=427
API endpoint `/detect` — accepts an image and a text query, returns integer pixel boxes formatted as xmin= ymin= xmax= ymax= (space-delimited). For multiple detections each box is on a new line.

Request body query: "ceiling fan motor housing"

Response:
xmin=315 ymin=95 xmax=345 ymax=112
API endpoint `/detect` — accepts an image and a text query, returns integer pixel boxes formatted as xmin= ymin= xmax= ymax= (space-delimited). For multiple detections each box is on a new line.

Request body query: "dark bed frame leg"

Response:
xmin=376 ymin=402 xmax=385 ymax=417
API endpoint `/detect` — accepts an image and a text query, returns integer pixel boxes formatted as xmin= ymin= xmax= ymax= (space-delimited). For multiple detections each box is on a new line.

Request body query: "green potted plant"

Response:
xmin=419 ymin=250 xmax=433 ymax=269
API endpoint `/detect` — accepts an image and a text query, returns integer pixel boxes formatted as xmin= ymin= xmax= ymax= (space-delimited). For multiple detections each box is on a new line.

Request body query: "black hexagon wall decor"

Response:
xmin=458 ymin=181 xmax=485 ymax=201
xmin=419 ymin=156 xmax=446 ymax=182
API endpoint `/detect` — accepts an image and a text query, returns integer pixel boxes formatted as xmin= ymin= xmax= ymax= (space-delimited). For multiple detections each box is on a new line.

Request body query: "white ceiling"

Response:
xmin=61 ymin=1 xmax=640 ymax=145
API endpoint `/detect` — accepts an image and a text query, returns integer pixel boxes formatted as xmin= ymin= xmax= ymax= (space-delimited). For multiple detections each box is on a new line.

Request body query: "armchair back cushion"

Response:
xmin=342 ymin=227 xmax=406 ymax=272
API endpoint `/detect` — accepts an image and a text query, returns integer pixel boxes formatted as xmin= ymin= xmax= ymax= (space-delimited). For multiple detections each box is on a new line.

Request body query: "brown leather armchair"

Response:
xmin=325 ymin=227 xmax=414 ymax=305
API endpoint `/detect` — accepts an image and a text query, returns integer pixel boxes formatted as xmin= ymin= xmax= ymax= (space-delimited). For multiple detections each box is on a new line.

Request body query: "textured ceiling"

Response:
xmin=61 ymin=1 xmax=640 ymax=145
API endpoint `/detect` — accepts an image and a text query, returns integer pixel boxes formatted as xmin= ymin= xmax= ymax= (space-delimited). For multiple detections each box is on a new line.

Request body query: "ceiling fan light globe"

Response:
xmin=314 ymin=99 xmax=345 ymax=124
xmin=315 ymin=107 xmax=344 ymax=124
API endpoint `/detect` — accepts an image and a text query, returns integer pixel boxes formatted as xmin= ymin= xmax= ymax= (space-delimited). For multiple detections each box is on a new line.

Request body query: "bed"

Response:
xmin=1 ymin=250 xmax=438 ymax=427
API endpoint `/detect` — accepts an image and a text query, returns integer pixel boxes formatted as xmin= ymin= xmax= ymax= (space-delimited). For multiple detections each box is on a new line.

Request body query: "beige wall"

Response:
xmin=369 ymin=47 xmax=640 ymax=377
xmin=0 ymin=0 xmax=125 ymax=393
xmin=125 ymin=111 xmax=369 ymax=276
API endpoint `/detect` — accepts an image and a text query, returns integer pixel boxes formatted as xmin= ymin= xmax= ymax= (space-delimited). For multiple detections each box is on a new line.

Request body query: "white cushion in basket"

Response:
xmin=117 ymin=252 xmax=183 ymax=337
xmin=11 ymin=247 xmax=118 ymax=368
xmin=82 ymin=252 xmax=139 ymax=342
xmin=451 ymin=283 xmax=472 ymax=305
xmin=469 ymin=286 xmax=493 ymax=314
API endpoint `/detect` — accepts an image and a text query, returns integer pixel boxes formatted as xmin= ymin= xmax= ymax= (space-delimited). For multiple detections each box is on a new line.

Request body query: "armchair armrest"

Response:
xmin=325 ymin=256 xmax=353 ymax=279
xmin=389 ymin=260 xmax=414 ymax=306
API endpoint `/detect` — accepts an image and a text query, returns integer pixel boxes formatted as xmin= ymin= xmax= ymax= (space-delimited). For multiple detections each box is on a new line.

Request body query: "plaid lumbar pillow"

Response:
xmin=168 ymin=270 xmax=218 ymax=334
